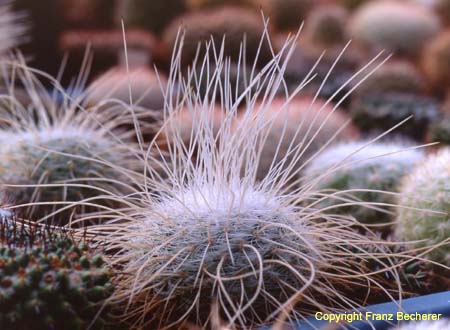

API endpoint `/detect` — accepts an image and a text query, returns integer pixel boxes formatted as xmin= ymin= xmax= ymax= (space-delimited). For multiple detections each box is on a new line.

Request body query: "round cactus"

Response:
xmin=236 ymin=97 xmax=360 ymax=182
xmin=354 ymin=60 xmax=425 ymax=98
xmin=261 ymin=0 xmax=313 ymax=32
xmin=0 ymin=60 xmax=138 ymax=224
xmin=350 ymin=92 xmax=440 ymax=141
xmin=162 ymin=6 xmax=273 ymax=68
xmin=349 ymin=1 xmax=440 ymax=57
xmin=0 ymin=217 xmax=114 ymax=330
xmin=122 ymin=0 xmax=187 ymax=34
xmin=422 ymin=30 xmax=450 ymax=95
xmin=84 ymin=34 xmax=419 ymax=329
xmin=396 ymin=148 xmax=450 ymax=266
xmin=304 ymin=141 xmax=425 ymax=229
xmin=305 ymin=4 xmax=349 ymax=47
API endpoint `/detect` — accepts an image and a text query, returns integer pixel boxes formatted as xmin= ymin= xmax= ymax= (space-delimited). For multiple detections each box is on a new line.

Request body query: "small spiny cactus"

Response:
xmin=304 ymin=141 xmax=425 ymax=229
xmin=0 ymin=216 xmax=114 ymax=330
xmin=396 ymin=148 xmax=450 ymax=266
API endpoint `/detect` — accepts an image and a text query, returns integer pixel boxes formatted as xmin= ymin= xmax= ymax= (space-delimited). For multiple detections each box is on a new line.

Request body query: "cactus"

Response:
xmin=122 ymin=0 xmax=187 ymax=34
xmin=354 ymin=60 xmax=425 ymax=98
xmin=396 ymin=148 xmax=450 ymax=266
xmin=427 ymin=115 xmax=450 ymax=145
xmin=0 ymin=59 xmax=138 ymax=224
xmin=0 ymin=216 xmax=114 ymax=330
xmin=305 ymin=4 xmax=349 ymax=47
xmin=237 ymin=97 xmax=360 ymax=182
xmin=422 ymin=30 xmax=450 ymax=95
xmin=350 ymin=92 xmax=440 ymax=141
xmin=261 ymin=0 xmax=313 ymax=32
xmin=62 ymin=0 xmax=115 ymax=29
xmin=162 ymin=6 xmax=273 ymax=68
xmin=304 ymin=141 xmax=425 ymax=229
xmin=389 ymin=319 xmax=450 ymax=330
xmin=349 ymin=1 xmax=440 ymax=57
xmin=83 ymin=31 xmax=425 ymax=329
xmin=186 ymin=0 xmax=256 ymax=9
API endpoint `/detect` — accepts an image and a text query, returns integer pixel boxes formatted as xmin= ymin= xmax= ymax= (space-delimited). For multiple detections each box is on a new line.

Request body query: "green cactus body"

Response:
xmin=305 ymin=141 xmax=425 ymax=228
xmin=396 ymin=149 xmax=450 ymax=265
xmin=0 ymin=218 xmax=113 ymax=330
xmin=350 ymin=92 xmax=440 ymax=141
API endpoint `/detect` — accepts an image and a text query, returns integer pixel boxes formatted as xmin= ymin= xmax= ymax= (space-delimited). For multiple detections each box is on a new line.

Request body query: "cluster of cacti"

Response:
xmin=422 ymin=30 xmax=450 ymax=95
xmin=122 ymin=0 xmax=187 ymax=34
xmin=261 ymin=0 xmax=313 ymax=32
xmin=396 ymin=148 xmax=450 ymax=266
xmin=354 ymin=60 xmax=425 ymax=97
xmin=349 ymin=1 xmax=440 ymax=57
xmin=390 ymin=319 xmax=450 ymax=330
xmin=237 ymin=97 xmax=360 ymax=182
xmin=0 ymin=217 xmax=114 ymax=329
xmin=163 ymin=6 xmax=273 ymax=68
xmin=305 ymin=4 xmax=349 ymax=47
xmin=350 ymin=92 xmax=440 ymax=141
xmin=0 ymin=60 xmax=138 ymax=224
xmin=304 ymin=141 xmax=425 ymax=229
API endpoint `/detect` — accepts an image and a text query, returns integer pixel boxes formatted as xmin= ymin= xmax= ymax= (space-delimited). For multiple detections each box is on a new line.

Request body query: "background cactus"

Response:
xmin=350 ymin=92 xmax=440 ymax=141
xmin=62 ymin=0 xmax=115 ymax=29
xmin=422 ymin=30 xmax=450 ymax=95
xmin=0 ymin=60 xmax=138 ymax=224
xmin=240 ymin=97 xmax=360 ymax=182
xmin=260 ymin=0 xmax=313 ymax=32
xmin=396 ymin=148 xmax=450 ymax=266
xmin=0 ymin=217 xmax=114 ymax=330
xmin=348 ymin=0 xmax=440 ymax=57
xmin=353 ymin=60 xmax=425 ymax=98
xmin=121 ymin=0 xmax=187 ymax=34
xmin=304 ymin=141 xmax=425 ymax=230
xmin=162 ymin=6 xmax=273 ymax=68
xmin=186 ymin=0 xmax=256 ymax=9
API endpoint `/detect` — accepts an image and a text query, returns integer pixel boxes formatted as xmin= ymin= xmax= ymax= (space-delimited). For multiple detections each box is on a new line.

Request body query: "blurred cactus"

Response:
xmin=350 ymin=92 xmax=440 ymax=141
xmin=122 ymin=0 xmax=187 ymax=34
xmin=261 ymin=0 xmax=313 ymax=32
xmin=162 ymin=7 xmax=272 ymax=68
xmin=62 ymin=0 xmax=115 ymax=29
xmin=0 ymin=217 xmax=114 ymax=330
xmin=428 ymin=115 xmax=450 ymax=145
xmin=422 ymin=31 xmax=450 ymax=95
xmin=304 ymin=141 xmax=425 ymax=229
xmin=238 ymin=97 xmax=360 ymax=182
xmin=349 ymin=0 xmax=440 ymax=57
xmin=354 ymin=60 xmax=425 ymax=97
xmin=396 ymin=148 xmax=450 ymax=266
xmin=187 ymin=0 xmax=256 ymax=9
xmin=0 ymin=2 xmax=26 ymax=56
xmin=305 ymin=4 xmax=349 ymax=47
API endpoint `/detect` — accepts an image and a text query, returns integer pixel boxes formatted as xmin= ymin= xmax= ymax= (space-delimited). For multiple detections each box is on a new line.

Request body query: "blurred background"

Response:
xmin=11 ymin=0 xmax=450 ymax=145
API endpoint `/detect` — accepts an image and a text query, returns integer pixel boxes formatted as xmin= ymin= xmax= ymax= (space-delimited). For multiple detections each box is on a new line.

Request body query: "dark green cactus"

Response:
xmin=0 ymin=217 xmax=114 ymax=330
xmin=350 ymin=93 xmax=440 ymax=141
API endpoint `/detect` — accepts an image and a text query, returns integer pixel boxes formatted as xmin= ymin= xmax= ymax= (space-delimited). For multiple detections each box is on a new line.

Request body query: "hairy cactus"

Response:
xmin=83 ymin=32 xmax=423 ymax=329
xmin=304 ymin=141 xmax=425 ymax=229
xmin=0 ymin=217 xmax=114 ymax=330
xmin=350 ymin=92 xmax=440 ymax=141
xmin=353 ymin=60 xmax=425 ymax=98
xmin=261 ymin=0 xmax=313 ymax=32
xmin=237 ymin=97 xmax=360 ymax=182
xmin=422 ymin=31 xmax=450 ymax=95
xmin=0 ymin=59 xmax=138 ymax=224
xmin=122 ymin=0 xmax=187 ymax=34
xmin=349 ymin=1 xmax=440 ymax=57
xmin=396 ymin=148 xmax=450 ymax=266
xmin=305 ymin=4 xmax=349 ymax=47
xmin=162 ymin=7 xmax=273 ymax=68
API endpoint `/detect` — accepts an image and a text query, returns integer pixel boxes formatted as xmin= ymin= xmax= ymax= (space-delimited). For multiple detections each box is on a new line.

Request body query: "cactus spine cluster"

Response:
xmin=396 ymin=148 xmax=450 ymax=266
xmin=0 ymin=217 xmax=114 ymax=330
xmin=304 ymin=141 xmax=425 ymax=229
